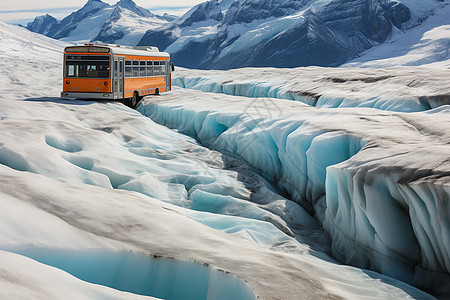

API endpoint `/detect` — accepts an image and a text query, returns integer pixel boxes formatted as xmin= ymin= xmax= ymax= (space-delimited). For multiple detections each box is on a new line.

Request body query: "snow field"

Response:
xmin=0 ymin=23 xmax=68 ymax=100
xmin=139 ymin=87 xmax=450 ymax=295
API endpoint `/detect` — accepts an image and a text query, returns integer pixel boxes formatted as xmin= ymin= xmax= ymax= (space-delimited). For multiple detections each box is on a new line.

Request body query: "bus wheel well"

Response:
xmin=126 ymin=91 xmax=139 ymax=109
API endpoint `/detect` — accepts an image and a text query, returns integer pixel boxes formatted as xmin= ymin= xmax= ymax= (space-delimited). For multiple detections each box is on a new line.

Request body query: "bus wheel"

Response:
xmin=155 ymin=88 xmax=160 ymax=96
xmin=131 ymin=91 xmax=138 ymax=108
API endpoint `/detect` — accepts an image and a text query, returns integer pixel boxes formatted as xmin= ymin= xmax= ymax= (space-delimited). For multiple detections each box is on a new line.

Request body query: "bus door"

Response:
xmin=113 ymin=56 xmax=124 ymax=99
xmin=166 ymin=61 xmax=171 ymax=92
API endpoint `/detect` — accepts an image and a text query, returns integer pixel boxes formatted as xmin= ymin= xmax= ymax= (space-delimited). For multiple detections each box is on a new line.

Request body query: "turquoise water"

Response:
xmin=8 ymin=247 xmax=256 ymax=300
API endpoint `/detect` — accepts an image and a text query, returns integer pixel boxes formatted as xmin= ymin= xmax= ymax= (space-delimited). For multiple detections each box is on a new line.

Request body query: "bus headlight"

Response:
xmin=104 ymin=82 xmax=108 ymax=86
xmin=66 ymin=80 xmax=70 ymax=84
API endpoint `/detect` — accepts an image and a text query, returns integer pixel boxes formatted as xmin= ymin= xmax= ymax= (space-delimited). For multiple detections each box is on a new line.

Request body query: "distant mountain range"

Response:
xmin=26 ymin=0 xmax=175 ymax=46
xmin=26 ymin=0 xmax=449 ymax=69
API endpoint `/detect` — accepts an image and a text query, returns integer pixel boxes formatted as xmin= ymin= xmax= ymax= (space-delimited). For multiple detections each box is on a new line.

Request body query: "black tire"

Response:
xmin=155 ymin=88 xmax=160 ymax=96
xmin=131 ymin=91 xmax=138 ymax=108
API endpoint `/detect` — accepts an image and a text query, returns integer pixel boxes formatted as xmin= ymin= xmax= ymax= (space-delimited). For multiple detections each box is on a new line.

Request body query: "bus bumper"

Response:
xmin=61 ymin=92 xmax=114 ymax=100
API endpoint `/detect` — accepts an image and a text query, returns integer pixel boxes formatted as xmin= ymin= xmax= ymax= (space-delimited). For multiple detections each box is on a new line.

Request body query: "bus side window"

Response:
xmin=147 ymin=61 xmax=153 ymax=76
xmin=154 ymin=61 xmax=160 ymax=76
xmin=139 ymin=61 xmax=146 ymax=77
xmin=125 ymin=60 xmax=132 ymax=77
xmin=132 ymin=60 xmax=139 ymax=77
xmin=160 ymin=61 xmax=166 ymax=75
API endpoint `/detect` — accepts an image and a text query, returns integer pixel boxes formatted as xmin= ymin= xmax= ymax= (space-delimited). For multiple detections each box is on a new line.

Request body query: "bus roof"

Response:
xmin=64 ymin=44 xmax=170 ymax=58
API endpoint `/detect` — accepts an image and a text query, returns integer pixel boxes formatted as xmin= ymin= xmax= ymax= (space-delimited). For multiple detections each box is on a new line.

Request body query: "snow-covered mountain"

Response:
xmin=24 ymin=14 xmax=58 ymax=36
xmin=137 ymin=0 xmax=449 ymax=69
xmin=47 ymin=0 xmax=110 ymax=40
xmin=26 ymin=0 xmax=168 ymax=45
xmin=26 ymin=0 xmax=449 ymax=69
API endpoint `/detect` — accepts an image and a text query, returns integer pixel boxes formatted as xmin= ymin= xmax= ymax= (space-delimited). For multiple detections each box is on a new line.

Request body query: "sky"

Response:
xmin=0 ymin=0 xmax=205 ymax=24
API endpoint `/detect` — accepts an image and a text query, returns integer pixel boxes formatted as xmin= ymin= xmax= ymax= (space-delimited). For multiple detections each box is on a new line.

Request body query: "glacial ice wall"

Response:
xmin=140 ymin=88 xmax=450 ymax=295
xmin=172 ymin=66 xmax=450 ymax=112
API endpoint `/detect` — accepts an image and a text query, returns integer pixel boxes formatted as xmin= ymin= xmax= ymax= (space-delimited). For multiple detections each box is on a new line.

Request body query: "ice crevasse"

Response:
xmin=172 ymin=67 xmax=450 ymax=112
xmin=139 ymin=89 xmax=450 ymax=294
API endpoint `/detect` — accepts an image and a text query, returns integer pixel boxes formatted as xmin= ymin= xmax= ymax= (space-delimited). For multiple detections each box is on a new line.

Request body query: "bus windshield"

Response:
xmin=65 ymin=55 xmax=110 ymax=79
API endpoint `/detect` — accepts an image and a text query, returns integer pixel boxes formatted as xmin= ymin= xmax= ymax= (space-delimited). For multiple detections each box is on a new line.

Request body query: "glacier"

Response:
xmin=0 ymin=21 xmax=448 ymax=299
xmin=142 ymin=68 xmax=450 ymax=295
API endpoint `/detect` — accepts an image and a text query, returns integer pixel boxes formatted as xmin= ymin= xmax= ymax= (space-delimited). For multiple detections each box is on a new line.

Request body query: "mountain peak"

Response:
xmin=117 ymin=0 xmax=153 ymax=17
xmin=178 ymin=0 xmax=223 ymax=27
xmin=26 ymin=14 xmax=59 ymax=35
xmin=81 ymin=0 xmax=110 ymax=12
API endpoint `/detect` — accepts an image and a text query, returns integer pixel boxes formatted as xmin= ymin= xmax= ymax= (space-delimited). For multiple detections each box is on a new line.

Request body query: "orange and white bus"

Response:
xmin=61 ymin=44 xmax=173 ymax=107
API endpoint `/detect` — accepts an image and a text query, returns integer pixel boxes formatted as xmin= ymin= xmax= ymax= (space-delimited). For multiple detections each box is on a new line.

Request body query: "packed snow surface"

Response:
xmin=0 ymin=21 xmax=447 ymax=299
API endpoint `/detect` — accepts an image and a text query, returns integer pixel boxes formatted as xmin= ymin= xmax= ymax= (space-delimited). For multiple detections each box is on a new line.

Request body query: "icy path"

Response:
xmin=173 ymin=67 xmax=450 ymax=112
xmin=139 ymin=87 xmax=450 ymax=296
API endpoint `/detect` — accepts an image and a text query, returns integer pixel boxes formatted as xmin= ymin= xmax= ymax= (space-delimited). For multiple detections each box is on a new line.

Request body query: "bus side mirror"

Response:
xmin=171 ymin=62 xmax=175 ymax=72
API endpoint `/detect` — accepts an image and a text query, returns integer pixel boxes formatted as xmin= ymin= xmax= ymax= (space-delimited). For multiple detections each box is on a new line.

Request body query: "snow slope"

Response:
xmin=344 ymin=1 xmax=450 ymax=68
xmin=0 ymin=21 xmax=438 ymax=299
xmin=0 ymin=23 xmax=68 ymax=99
